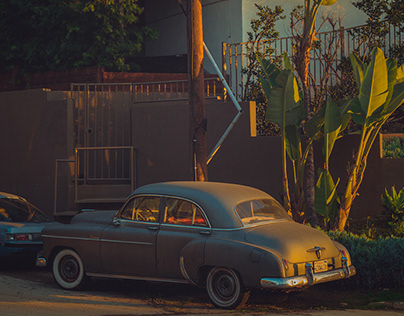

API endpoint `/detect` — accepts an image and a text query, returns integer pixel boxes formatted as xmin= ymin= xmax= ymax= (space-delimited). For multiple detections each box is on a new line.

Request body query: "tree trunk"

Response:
xmin=294 ymin=30 xmax=318 ymax=226
xmin=187 ymin=0 xmax=208 ymax=181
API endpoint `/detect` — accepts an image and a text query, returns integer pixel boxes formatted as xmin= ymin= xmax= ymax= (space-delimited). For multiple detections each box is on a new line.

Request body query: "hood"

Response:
xmin=244 ymin=221 xmax=340 ymax=263
xmin=71 ymin=210 xmax=117 ymax=226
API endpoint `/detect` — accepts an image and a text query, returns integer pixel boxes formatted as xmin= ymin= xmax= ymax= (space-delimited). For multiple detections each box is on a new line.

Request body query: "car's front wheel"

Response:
xmin=206 ymin=267 xmax=250 ymax=309
xmin=53 ymin=249 xmax=86 ymax=290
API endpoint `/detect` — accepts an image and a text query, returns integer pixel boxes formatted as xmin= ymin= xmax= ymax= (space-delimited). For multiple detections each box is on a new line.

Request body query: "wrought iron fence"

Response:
xmin=223 ymin=23 xmax=403 ymax=100
xmin=133 ymin=78 xmax=222 ymax=102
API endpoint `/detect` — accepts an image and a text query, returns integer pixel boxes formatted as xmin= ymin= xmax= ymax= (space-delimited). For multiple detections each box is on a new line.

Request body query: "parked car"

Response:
xmin=0 ymin=192 xmax=53 ymax=259
xmin=38 ymin=182 xmax=356 ymax=309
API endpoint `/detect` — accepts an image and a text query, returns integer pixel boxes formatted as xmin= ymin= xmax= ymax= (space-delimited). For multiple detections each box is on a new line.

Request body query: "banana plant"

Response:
xmin=258 ymin=54 xmax=306 ymax=220
xmin=314 ymin=98 xmax=342 ymax=228
xmin=335 ymin=47 xmax=404 ymax=231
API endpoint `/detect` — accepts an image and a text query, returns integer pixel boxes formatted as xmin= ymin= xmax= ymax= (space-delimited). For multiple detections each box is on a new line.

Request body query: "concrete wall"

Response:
xmin=0 ymin=89 xmax=73 ymax=214
xmin=0 ymin=89 xmax=403 ymax=221
xmin=131 ymin=99 xmax=284 ymax=199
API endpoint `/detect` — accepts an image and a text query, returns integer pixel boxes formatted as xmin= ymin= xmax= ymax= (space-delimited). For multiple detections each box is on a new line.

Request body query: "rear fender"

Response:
xmin=180 ymin=239 xmax=207 ymax=284
xmin=204 ymin=238 xmax=284 ymax=288
xmin=332 ymin=241 xmax=353 ymax=266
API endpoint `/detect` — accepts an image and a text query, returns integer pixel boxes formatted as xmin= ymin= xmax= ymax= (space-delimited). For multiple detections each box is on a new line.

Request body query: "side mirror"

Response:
xmin=113 ymin=218 xmax=121 ymax=226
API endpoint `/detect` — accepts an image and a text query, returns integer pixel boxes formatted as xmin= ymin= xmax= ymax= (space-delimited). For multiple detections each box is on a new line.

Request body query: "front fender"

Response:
xmin=204 ymin=238 xmax=284 ymax=288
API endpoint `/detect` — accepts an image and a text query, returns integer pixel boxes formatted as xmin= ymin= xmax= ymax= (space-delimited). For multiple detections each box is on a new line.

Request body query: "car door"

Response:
xmin=100 ymin=195 xmax=161 ymax=277
xmin=156 ymin=197 xmax=211 ymax=280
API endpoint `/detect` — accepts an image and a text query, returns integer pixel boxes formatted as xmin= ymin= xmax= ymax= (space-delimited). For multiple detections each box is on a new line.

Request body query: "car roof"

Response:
xmin=130 ymin=182 xmax=274 ymax=229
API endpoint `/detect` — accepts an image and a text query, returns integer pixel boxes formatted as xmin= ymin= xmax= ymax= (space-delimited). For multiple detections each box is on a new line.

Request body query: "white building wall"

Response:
xmin=242 ymin=0 xmax=368 ymax=41
xmin=145 ymin=0 xmax=242 ymax=74
xmin=145 ymin=0 xmax=368 ymax=73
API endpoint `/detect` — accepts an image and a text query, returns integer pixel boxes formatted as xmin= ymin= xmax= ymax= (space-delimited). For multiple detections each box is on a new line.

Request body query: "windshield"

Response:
xmin=0 ymin=199 xmax=52 ymax=222
xmin=235 ymin=198 xmax=290 ymax=225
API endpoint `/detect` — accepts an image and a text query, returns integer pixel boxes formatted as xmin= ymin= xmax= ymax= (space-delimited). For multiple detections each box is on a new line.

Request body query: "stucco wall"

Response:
xmin=0 ymin=90 xmax=402 ymax=220
xmin=0 ymin=89 xmax=73 ymax=214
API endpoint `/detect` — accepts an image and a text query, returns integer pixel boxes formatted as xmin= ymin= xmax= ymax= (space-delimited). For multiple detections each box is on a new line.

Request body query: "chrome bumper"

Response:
xmin=261 ymin=264 xmax=356 ymax=289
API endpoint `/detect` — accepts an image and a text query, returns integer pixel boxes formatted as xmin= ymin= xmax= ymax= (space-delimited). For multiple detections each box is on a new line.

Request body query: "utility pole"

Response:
xmin=187 ymin=0 xmax=208 ymax=181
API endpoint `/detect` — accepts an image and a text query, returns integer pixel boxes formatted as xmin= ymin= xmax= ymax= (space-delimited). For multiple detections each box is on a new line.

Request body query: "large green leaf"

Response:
xmin=315 ymin=168 xmax=340 ymax=218
xmin=382 ymin=64 xmax=404 ymax=117
xmin=266 ymin=69 xmax=304 ymax=127
xmin=359 ymin=47 xmax=389 ymax=123
xmin=305 ymin=107 xmax=325 ymax=140
xmin=285 ymin=125 xmax=301 ymax=162
xmin=338 ymin=97 xmax=353 ymax=134
xmin=323 ymin=98 xmax=342 ymax=163
xmin=348 ymin=97 xmax=366 ymax=125
xmin=350 ymin=53 xmax=364 ymax=90
xmin=257 ymin=55 xmax=280 ymax=99
xmin=283 ymin=52 xmax=293 ymax=70
xmin=366 ymin=58 xmax=398 ymax=124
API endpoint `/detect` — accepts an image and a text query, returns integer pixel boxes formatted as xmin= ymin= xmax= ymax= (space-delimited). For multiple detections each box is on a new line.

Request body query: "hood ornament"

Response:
xmin=307 ymin=246 xmax=326 ymax=259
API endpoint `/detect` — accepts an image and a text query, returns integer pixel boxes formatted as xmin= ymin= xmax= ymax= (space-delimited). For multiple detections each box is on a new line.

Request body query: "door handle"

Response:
xmin=200 ymin=230 xmax=211 ymax=235
xmin=147 ymin=226 xmax=159 ymax=231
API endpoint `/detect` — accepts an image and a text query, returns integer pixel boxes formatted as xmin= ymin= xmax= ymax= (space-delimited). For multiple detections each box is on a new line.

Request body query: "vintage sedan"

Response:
xmin=38 ymin=182 xmax=356 ymax=309
xmin=0 ymin=192 xmax=53 ymax=259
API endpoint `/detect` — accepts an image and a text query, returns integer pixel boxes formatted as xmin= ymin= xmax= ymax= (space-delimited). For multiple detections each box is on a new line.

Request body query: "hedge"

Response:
xmin=327 ymin=231 xmax=404 ymax=290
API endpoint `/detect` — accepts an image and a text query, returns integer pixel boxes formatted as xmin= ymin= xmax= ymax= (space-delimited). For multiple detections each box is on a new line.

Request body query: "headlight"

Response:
xmin=6 ymin=233 xmax=33 ymax=241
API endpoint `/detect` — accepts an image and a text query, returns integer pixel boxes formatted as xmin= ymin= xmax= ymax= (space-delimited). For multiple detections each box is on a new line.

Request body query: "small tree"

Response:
xmin=0 ymin=0 xmax=157 ymax=73
xmin=334 ymin=48 xmax=404 ymax=231
xmin=291 ymin=0 xmax=337 ymax=226
xmin=242 ymin=4 xmax=285 ymax=136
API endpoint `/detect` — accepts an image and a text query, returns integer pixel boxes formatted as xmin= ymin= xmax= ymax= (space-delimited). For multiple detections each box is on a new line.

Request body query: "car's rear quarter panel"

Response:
xmin=203 ymin=235 xmax=284 ymax=288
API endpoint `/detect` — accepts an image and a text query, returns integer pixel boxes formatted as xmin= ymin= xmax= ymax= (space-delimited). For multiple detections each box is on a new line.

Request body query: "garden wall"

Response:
xmin=0 ymin=89 xmax=402 ymax=220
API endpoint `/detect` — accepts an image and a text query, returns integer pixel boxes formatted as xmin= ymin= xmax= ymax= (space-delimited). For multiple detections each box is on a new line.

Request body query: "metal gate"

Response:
xmin=68 ymin=83 xmax=135 ymax=206
xmin=71 ymin=83 xmax=133 ymax=148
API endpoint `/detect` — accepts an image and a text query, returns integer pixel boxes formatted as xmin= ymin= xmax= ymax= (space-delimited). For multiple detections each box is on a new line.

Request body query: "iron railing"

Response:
xmin=223 ymin=23 xmax=403 ymax=100
xmin=133 ymin=78 xmax=222 ymax=102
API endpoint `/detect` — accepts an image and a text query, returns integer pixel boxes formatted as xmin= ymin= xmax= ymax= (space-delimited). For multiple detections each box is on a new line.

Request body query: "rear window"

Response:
xmin=0 ymin=199 xmax=52 ymax=222
xmin=235 ymin=198 xmax=290 ymax=225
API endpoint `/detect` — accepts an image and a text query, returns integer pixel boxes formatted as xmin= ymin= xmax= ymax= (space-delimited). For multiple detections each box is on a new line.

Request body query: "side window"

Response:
xmin=120 ymin=196 xmax=160 ymax=223
xmin=164 ymin=198 xmax=207 ymax=227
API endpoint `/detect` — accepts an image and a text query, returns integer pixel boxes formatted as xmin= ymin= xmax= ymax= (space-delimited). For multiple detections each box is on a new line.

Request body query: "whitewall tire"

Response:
xmin=52 ymin=249 xmax=86 ymax=290
xmin=206 ymin=267 xmax=250 ymax=309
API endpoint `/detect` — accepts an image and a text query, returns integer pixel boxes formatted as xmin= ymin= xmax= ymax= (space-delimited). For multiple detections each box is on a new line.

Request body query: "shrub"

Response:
xmin=381 ymin=186 xmax=404 ymax=238
xmin=328 ymin=231 xmax=404 ymax=290
xmin=382 ymin=137 xmax=404 ymax=158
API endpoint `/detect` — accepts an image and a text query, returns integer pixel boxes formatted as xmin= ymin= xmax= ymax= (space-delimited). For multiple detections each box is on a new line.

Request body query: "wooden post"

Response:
xmin=187 ymin=0 xmax=208 ymax=181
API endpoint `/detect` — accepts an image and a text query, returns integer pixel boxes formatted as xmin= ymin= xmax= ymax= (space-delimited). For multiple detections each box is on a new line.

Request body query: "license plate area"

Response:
xmin=314 ymin=260 xmax=328 ymax=273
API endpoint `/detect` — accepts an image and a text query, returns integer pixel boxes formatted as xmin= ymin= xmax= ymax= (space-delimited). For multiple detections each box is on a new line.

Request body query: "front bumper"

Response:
xmin=261 ymin=264 xmax=356 ymax=289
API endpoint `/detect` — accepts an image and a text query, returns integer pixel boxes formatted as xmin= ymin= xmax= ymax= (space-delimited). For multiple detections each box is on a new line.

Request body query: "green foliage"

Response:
xmin=382 ymin=137 xmax=404 ymax=158
xmin=351 ymin=0 xmax=404 ymax=63
xmin=335 ymin=48 xmax=404 ymax=231
xmin=0 ymin=0 xmax=157 ymax=73
xmin=328 ymin=231 xmax=404 ymax=289
xmin=381 ymin=186 xmax=404 ymax=237
xmin=242 ymin=4 xmax=285 ymax=136
xmin=258 ymin=55 xmax=308 ymax=217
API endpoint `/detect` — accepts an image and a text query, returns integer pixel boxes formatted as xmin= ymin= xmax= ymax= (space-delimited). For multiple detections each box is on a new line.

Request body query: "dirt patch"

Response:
xmin=1 ymin=261 xmax=403 ymax=314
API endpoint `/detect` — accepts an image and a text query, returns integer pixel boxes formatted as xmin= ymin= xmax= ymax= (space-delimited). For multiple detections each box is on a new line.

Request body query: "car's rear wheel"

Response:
xmin=206 ymin=267 xmax=250 ymax=309
xmin=53 ymin=249 xmax=86 ymax=290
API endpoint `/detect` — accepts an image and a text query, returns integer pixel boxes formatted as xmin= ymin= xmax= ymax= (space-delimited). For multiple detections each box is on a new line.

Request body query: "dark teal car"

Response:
xmin=38 ymin=182 xmax=356 ymax=309
xmin=0 ymin=192 xmax=53 ymax=259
